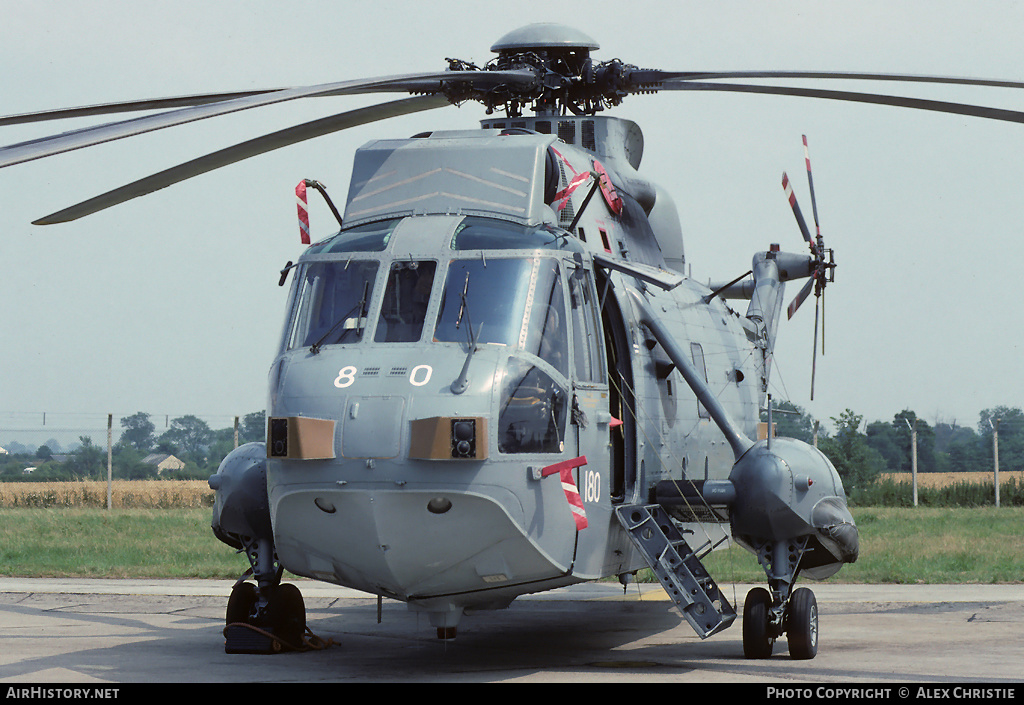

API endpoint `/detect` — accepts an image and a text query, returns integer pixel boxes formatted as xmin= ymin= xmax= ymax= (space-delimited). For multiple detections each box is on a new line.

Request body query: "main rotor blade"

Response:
xmin=636 ymin=70 xmax=1024 ymax=91
xmin=653 ymin=80 xmax=1024 ymax=124
xmin=0 ymin=69 xmax=536 ymax=169
xmin=32 ymin=95 xmax=450 ymax=225
xmin=0 ymin=89 xmax=289 ymax=127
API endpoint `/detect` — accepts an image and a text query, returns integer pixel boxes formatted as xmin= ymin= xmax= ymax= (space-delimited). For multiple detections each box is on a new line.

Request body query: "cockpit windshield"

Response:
xmin=285 ymin=260 xmax=379 ymax=350
xmin=434 ymin=258 xmax=530 ymax=347
xmin=433 ymin=257 xmax=567 ymax=372
xmin=375 ymin=261 xmax=436 ymax=343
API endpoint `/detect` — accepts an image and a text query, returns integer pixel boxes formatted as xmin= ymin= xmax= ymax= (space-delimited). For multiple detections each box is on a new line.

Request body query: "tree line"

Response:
xmin=0 ymin=411 xmax=266 ymax=481
xmin=766 ymin=402 xmax=1023 ymax=497
xmin=4 ymin=403 xmax=1021 ymax=492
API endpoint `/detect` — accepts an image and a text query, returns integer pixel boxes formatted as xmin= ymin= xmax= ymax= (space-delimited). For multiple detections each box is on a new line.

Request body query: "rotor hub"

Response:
xmin=445 ymin=24 xmax=648 ymax=118
xmin=489 ymin=23 xmax=600 ymax=54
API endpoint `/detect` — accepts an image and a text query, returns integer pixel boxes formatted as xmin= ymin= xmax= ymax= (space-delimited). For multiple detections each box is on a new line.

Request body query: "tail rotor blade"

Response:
xmin=810 ymin=295 xmax=820 ymax=401
xmin=820 ymin=284 xmax=826 ymax=357
xmin=802 ymin=134 xmax=822 ymax=243
xmin=782 ymin=172 xmax=818 ymax=256
xmin=787 ymin=277 xmax=814 ymax=319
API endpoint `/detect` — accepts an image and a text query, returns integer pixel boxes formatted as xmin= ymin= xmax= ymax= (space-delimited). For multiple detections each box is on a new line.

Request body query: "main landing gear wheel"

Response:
xmin=786 ymin=587 xmax=818 ymax=660
xmin=742 ymin=587 xmax=774 ymax=659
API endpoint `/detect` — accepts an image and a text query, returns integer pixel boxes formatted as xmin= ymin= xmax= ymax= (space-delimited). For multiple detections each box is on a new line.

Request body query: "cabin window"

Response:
xmin=286 ymin=260 xmax=380 ymax=349
xmin=374 ymin=261 xmax=436 ymax=343
xmin=690 ymin=342 xmax=710 ymax=419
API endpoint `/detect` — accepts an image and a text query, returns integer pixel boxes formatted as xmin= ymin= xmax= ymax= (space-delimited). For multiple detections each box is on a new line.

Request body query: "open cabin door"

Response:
xmin=564 ymin=261 xmax=638 ymax=578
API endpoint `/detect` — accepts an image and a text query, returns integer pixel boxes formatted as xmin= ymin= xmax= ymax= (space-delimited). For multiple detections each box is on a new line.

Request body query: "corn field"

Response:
xmin=879 ymin=471 xmax=1024 ymax=487
xmin=857 ymin=472 xmax=1024 ymax=507
xmin=0 ymin=480 xmax=214 ymax=508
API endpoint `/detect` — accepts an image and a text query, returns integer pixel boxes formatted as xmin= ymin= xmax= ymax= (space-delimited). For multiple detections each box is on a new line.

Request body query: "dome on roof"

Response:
xmin=490 ymin=23 xmax=599 ymax=53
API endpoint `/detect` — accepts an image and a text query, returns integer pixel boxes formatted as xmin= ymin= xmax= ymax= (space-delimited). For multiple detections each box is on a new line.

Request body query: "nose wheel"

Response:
xmin=223 ymin=534 xmax=311 ymax=653
xmin=786 ymin=587 xmax=818 ymax=660
xmin=742 ymin=585 xmax=818 ymax=660
xmin=225 ymin=580 xmax=308 ymax=653
xmin=742 ymin=587 xmax=775 ymax=658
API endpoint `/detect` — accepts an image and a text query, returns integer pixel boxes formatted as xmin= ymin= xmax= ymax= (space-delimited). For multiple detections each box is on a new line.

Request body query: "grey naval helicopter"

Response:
xmin=5 ymin=23 xmax=1024 ymax=660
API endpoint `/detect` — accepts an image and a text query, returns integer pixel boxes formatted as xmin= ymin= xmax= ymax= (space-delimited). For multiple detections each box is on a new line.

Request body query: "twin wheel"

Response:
xmin=742 ymin=586 xmax=818 ymax=660
xmin=226 ymin=581 xmax=307 ymax=653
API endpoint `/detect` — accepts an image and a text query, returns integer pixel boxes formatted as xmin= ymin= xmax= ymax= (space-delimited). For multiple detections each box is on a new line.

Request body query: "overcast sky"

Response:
xmin=2 ymin=0 xmax=1023 ymax=444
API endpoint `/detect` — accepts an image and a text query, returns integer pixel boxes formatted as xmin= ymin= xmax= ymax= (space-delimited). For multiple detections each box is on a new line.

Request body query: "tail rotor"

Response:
xmin=782 ymin=135 xmax=835 ymax=400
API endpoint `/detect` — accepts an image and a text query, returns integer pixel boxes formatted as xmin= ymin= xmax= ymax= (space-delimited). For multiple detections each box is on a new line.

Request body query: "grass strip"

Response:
xmin=1 ymin=507 xmax=1021 ymax=583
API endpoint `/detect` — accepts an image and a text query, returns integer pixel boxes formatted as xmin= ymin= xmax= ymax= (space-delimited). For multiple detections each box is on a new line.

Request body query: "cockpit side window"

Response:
xmin=285 ymin=261 xmax=379 ymax=350
xmin=568 ymin=266 xmax=605 ymax=383
xmin=374 ymin=261 xmax=436 ymax=343
xmin=521 ymin=260 xmax=569 ymax=379
xmin=498 ymin=358 xmax=567 ymax=454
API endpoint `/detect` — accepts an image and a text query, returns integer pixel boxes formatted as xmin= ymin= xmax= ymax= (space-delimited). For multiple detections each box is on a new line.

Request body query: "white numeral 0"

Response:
xmin=409 ymin=364 xmax=432 ymax=387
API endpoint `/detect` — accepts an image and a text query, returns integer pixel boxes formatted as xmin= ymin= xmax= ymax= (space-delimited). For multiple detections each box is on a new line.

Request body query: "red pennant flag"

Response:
xmin=295 ymin=180 xmax=310 ymax=244
xmin=541 ymin=456 xmax=589 ymax=530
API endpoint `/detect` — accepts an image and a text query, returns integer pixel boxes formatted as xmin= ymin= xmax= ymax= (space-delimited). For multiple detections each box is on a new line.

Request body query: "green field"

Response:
xmin=1 ymin=506 xmax=1021 ymax=584
xmin=701 ymin=506 xmax=1024 ymax=584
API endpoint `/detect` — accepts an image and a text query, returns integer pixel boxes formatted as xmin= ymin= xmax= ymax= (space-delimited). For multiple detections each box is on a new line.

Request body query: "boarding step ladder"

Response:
xmin=615 ymin=503 xmax=737 ymax=639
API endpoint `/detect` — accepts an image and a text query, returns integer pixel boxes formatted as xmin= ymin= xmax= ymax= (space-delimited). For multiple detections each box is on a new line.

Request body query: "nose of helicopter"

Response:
xmin=267 ymin=477 xmax=574 ymax=603
xmin=265 ymin=344 xmax=577 ymax=603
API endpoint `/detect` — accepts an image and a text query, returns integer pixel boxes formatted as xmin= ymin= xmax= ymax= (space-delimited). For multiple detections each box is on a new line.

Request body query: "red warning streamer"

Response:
xmin=541 ymin=455 xmax=589 ymax=530
xmin=295 ymin=180 xmax=311 ymax=245
xmin=553 ymin=171 xmax=592 ymax=212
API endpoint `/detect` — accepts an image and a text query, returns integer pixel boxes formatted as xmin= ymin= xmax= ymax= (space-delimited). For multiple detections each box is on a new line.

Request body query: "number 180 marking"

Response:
xmin=582 ymin=469 xmax=601 ymax=503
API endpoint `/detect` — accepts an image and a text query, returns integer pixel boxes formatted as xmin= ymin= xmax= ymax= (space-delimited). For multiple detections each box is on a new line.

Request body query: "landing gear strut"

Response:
xmin=742 ymin=538 xmax=818 ymax=660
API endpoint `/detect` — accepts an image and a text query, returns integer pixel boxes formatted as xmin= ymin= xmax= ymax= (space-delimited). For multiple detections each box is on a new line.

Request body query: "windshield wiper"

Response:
xmin=450 ymin=272 xmax=479 ymax=395
xmin=310 ymin=279 xmax=370 ymax=354
xmin=454 ymin=272 xmax=470 ymax=330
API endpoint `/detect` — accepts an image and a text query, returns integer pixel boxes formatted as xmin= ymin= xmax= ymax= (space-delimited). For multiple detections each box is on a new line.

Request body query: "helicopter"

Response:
xmin=4 ymin=22 xmax=1023 ymax=661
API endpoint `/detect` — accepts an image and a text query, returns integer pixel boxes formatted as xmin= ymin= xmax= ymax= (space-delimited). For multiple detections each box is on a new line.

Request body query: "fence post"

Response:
xmin=106 ymin=413 xmax=113 ymax=511
xmin=911 ymin=419 xmax=918 ymax=507
xmin=991 ymin=418 xmax=1000 ymax=508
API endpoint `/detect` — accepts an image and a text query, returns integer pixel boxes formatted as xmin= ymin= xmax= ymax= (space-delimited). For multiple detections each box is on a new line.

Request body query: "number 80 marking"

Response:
xmin=334 ymin=364 xmax=433 ymax=389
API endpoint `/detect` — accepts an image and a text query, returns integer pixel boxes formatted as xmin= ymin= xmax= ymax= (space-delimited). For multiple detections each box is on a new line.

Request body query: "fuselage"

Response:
xmin=265 ymin=120 xmax=765 ymax=618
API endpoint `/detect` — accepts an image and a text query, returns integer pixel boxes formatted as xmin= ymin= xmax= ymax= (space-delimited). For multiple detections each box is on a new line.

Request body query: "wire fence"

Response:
xmin=0 ymin=411 xmax=263 ymax=456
